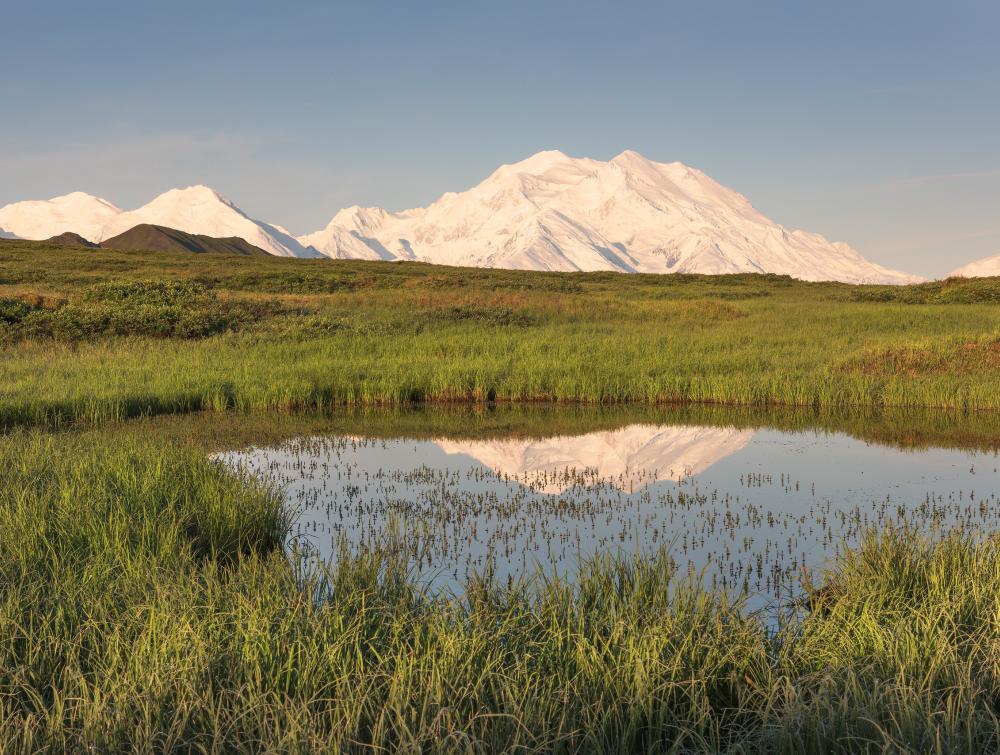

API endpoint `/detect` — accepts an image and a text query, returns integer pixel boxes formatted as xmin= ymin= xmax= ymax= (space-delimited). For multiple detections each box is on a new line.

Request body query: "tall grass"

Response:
xmin=2 ymin=298 xmax=999 ymax=428
xmin=1 ymin=430 xmax=999 ymax=752
xmin=2 ymin=244 xmax=1000 ymax=427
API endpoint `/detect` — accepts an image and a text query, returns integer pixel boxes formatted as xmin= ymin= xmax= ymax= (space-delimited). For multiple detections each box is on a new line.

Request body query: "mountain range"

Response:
xmin=0 ymin=186 xmax=316 ymax=258
xmin=1 ymin=149 xmax=978 ymax=283
xmin=0 ymin=224 xmax=269 ymax=256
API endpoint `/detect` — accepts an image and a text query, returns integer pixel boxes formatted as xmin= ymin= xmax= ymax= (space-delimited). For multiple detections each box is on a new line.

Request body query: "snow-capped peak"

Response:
xmin=949 ymin=253 xmax=1000 ymax=278
xmin=0 ymin=191 xmax=123 ymax=241
xmin=57 ymin=190 xmax=122 ymax=208
xmin=151 ymin=184 xmax=235 ymax=207
xmin=92 ymin=185 xmax=320 ymax=257
xmin=610 ymin=148 xmax=654 ymax=168
xmin=329 ymin=205 xmax=392 ymax=232
xmin=301 ymin=149 xmax=923 ymax=284
xmin=497 ymin=149 xmax=575 ymax=172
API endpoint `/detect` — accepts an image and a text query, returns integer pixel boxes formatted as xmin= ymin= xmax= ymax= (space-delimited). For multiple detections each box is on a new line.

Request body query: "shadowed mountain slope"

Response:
xmin=99 ymin=224 xmax=269 ymax=256
xmin=46 ymin=232 xmax=98 ymax=247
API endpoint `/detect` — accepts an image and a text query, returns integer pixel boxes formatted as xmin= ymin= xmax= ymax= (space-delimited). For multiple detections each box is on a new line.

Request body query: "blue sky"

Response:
xmin=2 ymin=0 xmax=997 ymax=276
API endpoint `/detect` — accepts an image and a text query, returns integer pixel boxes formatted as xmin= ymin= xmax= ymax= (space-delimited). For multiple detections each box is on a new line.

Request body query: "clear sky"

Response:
xmin=2 ymin=0 xmax=997 ymax=276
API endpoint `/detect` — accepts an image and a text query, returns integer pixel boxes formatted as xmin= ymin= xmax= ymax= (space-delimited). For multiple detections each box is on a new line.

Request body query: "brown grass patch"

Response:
xmin=841 ymin=339 xmax=1000 ymax=377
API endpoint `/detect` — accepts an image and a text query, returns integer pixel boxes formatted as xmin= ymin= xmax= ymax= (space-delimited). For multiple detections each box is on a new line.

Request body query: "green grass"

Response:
xmin=55 ymin=402 xmax=1000 ymax=468
xmin=2 ymin=241 xmax=1000 ymax=428
xmin=1 ymin=430 xmax=999 ymax=752
xmin=3 ymin=241 xmax=1000 ymax=750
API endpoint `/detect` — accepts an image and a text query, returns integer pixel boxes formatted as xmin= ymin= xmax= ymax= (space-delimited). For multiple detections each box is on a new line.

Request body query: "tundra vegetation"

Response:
xmin=2 ymin=240 xmax=1000 ymax=426
xmin=1 ymin=239 xmax=999 ymax=751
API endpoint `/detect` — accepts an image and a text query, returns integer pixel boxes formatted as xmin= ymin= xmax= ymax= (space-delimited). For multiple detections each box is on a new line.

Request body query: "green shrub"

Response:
xmin=851 ymin=277 xmax=1000 ymax=304
xmin=1 ymin=280 xmax=289 ymax=342
xmin=18 ymin=302 xmax=231 ymax=340
xmin=0 ymin=297 xmax=40 ymax=324
xmin=443 ymin=305 xmax=538 ymax=327
xmin=84 ymin=279 xmax=213 ymax=306
xmin=226 ymin=271 xmax=386 ymax=294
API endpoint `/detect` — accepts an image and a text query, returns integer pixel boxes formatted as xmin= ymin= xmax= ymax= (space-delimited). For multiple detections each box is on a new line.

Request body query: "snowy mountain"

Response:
xmin=98 ymin=186 xmax=319 ymax=258
xmin=436 ymin=424 xmax=755 ymax=493
xmin=949 ymin=254 xmax=1000 ymax=278
xmin=301 ymin=150 xmax=922 ymax=284
xmin=0 ymin=191 xmax=122 ymax=242
xmin=0 ymin=186 xmax=319 ymax=258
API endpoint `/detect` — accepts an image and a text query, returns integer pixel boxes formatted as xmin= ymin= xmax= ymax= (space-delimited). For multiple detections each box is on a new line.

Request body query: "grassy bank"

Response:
xmin=109 ymin=402 xmax=1000 ymax=457
xmin=2 ymin=241 xmax=1000 ymax=427
xmin=1 ymin=431 xmax=998 ymax=752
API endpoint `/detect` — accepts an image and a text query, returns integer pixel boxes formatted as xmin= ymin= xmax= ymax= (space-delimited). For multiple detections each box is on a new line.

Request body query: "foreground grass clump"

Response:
xmin=1 ymin=242 xmax=1000 ymax=426
xmin=1 ymin=431 xmax=999 ymax=752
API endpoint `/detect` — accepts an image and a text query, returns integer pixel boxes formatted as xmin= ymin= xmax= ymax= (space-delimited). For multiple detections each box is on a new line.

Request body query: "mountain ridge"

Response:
xmin=301 ymin=150 xmax=924 ymax=284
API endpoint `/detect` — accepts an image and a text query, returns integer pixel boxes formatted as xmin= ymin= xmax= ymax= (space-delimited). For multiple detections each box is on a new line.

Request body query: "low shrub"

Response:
xmin=2 ymin=280 xmax=288 ymax=342
xmin=225 ymin=271 xmax=387 ymax=294
xmin=443 ymin=305 xmax=539 ymax=327
xmin=851 ymin=277 xmax=1000 ymax=304
xmin=0 ymin=297 xmax=41 ymax=324
xmin=84 ymin=279 xmax=213 ymax=307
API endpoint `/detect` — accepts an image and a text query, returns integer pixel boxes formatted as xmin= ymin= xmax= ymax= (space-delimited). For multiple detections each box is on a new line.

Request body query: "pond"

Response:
xmin=215 ymin=408 xmax=1000 ymax=607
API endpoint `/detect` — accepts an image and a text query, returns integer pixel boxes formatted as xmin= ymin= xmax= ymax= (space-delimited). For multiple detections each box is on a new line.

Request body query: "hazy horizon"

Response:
xmin=2 ymin=0 xmax=998 ymax=277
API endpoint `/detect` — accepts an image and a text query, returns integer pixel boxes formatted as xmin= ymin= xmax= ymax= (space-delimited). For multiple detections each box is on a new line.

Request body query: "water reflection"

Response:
xmin=216 ymin=418 xmax=1000 ymax=606
xmin=437 ymin=424 xmax=754 ymax=492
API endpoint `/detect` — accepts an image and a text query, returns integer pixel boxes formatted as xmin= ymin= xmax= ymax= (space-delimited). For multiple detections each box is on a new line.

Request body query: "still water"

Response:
xmin=217 ymin=417 xmax=1000 ymax=604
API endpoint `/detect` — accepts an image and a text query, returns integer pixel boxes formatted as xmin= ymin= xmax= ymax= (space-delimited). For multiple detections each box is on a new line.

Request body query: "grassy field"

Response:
xmin=4 ymin=240 xmax=1000 ymax=751
xmin=2 ymin=430 xmax=999 ymax=752
xmin=2 ymin=239 xmax=1000 ymax=427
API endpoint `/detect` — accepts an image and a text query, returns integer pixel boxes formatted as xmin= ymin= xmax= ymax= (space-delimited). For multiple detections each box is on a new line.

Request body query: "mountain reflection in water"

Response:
xmin=217 ymin=419 xmax=1000 ymax=607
